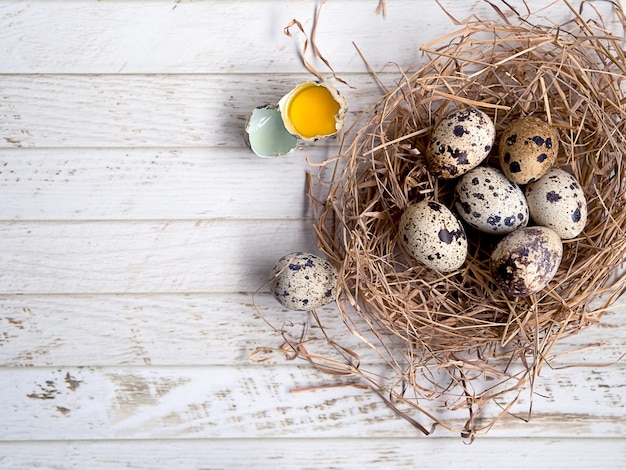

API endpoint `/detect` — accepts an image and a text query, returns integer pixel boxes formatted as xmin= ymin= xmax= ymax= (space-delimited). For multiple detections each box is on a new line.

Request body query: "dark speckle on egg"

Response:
xmin=487 ymin=215 xmax=501 ymax=226
xmin=532 ymin=136 xmax=545 ymax=146
xmin=509 ymin=161 xmax=522 ymax=173
xmin=428 ymin=201 xmax=442 ymax=212
xmin=546 ymin=190 xmax=561 ymax=203
xmin=453 ymin=125 xmax=467 ymax=137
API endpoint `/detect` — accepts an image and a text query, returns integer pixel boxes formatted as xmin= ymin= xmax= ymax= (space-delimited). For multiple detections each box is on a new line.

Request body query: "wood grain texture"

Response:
xmin=1 ymin=364 xmax=626 ymax=440
xmin=1 ymin=438 xmax=625 ymax=470
xmin=0 ymin=147 xmax=331 ymax=220
xmin=1 ymin=0 xmax=619 ymax=74
xmin=0 ymin=293 xmax=624 ymax=367
xmin=1 ymin=0 xmax=625 ymax=466
xmin=0 ymin=220 xmax=319 ymax=294
xmin=0 ymin=73 xmax=390 ymax=149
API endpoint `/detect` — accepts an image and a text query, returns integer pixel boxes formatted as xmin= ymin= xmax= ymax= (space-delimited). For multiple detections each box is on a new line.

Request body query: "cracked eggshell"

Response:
xmin=399 ymin=200 xmax=468 ymax=272
xmin=499 ymin=117 xmax=559 ymax=184
xmin=524 ymin=168 xmax=588 ymax=239
xmin=269 ymin=252 xmax=338 ymax=311
xmin=426 ymin=107 xmax=496 ymax=179
xmin=454 ymin=166 xmax=529 ymax=234
xmin=244 ymin=104 xmax=298 ymax=158
xmin=490 ymin=226 xmax=563 ymax=297
xmin=278 ymin=81 xmax=347 ymax=142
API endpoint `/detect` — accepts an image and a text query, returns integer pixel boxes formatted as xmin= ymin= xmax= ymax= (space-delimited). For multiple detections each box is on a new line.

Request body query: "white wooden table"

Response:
xmin=1 ymin=0 xmax=625 ymax=468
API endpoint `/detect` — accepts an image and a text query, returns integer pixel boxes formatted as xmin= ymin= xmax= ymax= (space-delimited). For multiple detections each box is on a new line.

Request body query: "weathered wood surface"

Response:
xmin=1 ymin=0 xmax=625 ymax=468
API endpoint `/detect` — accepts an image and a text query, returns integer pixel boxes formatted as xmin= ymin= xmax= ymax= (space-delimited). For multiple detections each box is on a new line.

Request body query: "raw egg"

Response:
xmin=279 ymin=81 xmax=347 ymax=141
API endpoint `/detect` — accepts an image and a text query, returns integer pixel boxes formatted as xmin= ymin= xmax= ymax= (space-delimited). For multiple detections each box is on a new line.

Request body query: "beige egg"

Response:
xmin=269 ymin=252 xmax=338 ymax=311
xmin=454 ymin=166 xmax=529 ymax=234
xmin=426 ymin=108 xmax=496 ymax=179
xmin=490 ymin=226 xmax=563 ymax=297
xmin=499 ymin=117 xmax=559 ymax=184
xmin=399 ymin=200 xmax=468 ymax=272
xmin=525 ymin=168 xmax=588 ymax=239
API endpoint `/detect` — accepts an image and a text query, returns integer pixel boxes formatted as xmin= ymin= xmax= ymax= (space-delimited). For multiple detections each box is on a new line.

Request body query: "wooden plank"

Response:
xmin=0 ymin=219 xmax=318 ymax=294
xmin=1 ymin=364 xmax=625 ymax=440
xmin=1 ymin=0 xmax=619 ymax=74
xmin=0 ymin=73 xmax=387 ymax=149
xmin=0 ymin=147 xmax=333 ymax=220
xmin=0 ymin=0 xmax=508 ymax=75
xmin=0 ymin=293 xmax=624 ymax=367
xmin=1 ymin=437 xmax=625 ymax=469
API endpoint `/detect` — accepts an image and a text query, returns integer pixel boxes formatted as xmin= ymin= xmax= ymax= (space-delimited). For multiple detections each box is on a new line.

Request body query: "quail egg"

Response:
xmin=426 ymin=107 xmax=496 ymax=179
xmin=399 ymin=200 xmax=468 ymax=272
xmin=454 ymin=166 xmax=529 ymax=234
xmin=269 ymin=252 xmax=338 ymax=311
xmin=524 ymin=168 xmax=588 ymax=239
xmin=490 ymin=226 xmax=563 ymax=297
xmin=499 ymin=117 xmax=559 ymax=184
xmin=278 ymin=81 xmax=347 ymax=141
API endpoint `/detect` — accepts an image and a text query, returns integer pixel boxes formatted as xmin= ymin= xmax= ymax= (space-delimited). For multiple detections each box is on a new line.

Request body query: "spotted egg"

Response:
xmin=524 ymin=168 xmax=588 ymax=239
xmin=454 ymin=166 xmax=529 ymax=234
xmin=499 ymin=117 xmax=559 ymax=184
xmin=269 ymin=252 xmax=338 ymax=311
xmin=426 ymin=107 xmax=496 ymax=179
xmin=399 ymin=200 xmax=468 ymax=272
xmin=490 ymin=226 xmax=563 ymax=297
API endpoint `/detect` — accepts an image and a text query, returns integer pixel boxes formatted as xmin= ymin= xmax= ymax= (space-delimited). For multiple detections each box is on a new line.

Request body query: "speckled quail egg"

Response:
xmin=524 ymin=168 xmax=588 ymax=239
xmin=278 ymin=81 xmax=347 ymax=141
xmin=245 ymin=104 xmax=298 ymax=158
xmin=269 ymin=252 xmax=338 ymax=311
xmin=454 ymin=166 xmax=529 ymax=234
xmin=499 ymin=117 xmax=559 ymax=184
xmin=426 ymin=107 xmax=496 ymax=179
xmin=490 ymin=226 xmax=563 ymax=297
xmin=399 ymin=200 xmax=468 ymax=272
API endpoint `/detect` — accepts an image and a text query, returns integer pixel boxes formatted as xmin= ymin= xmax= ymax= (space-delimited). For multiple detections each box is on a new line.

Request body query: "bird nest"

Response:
xmin=255 ymin=0 xmax=626 ymax=439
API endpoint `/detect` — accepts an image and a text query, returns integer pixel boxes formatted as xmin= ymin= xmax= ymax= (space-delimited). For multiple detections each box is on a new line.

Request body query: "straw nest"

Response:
xmin=256 ymin=0 xmax=626 ymax=439
xmin=310 ymin=1 xmax=626 ymax=437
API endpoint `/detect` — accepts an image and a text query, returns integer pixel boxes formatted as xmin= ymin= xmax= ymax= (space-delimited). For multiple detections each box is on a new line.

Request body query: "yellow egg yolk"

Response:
xmin=286 ymin=84 xmax=340 ymax=139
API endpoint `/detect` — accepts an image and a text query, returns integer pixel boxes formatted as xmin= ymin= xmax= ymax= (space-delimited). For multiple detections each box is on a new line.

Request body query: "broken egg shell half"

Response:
xmin=278 ymin=81 xmax=347 ymax=142
xmin=244 ymin=104 xmax=299 ymax=158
